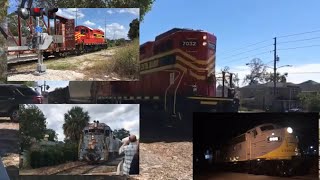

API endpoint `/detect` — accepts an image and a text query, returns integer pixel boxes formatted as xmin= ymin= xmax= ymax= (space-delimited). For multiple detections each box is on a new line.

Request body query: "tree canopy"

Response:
xmin=33 ymin=0 xmax=155 ymax=21
xmin=63 ymin=106 xmax=90 ymax=143
xmin=128 ymin=18 xmax=139 ymax=40
xmin=113 ymin=128 xmax=130 ymax=140
xmin=20 ymin=105 xmax=47 ymax=151
xmin=243 ymin=58 xmax=289 ymax=86
xmin=0 ymin=0 xmax=8 ymax=82
xmin=45 ymin=128 xmax=58 ymax=141
xmin=298 ymin=93 xmax=320 ymax=111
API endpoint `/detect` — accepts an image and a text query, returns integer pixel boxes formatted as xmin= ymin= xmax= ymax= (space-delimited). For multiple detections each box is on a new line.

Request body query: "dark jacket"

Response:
xmin=129 ymin=153 xmax=139 ymax=175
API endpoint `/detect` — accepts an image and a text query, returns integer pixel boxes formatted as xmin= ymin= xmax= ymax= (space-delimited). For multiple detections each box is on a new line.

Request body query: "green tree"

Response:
xmin=113 ymin=128 xmax=130 ymax=140
xmin=128 ymin=18 xmax=139 ymax=40
xmin=0 ymin=0 xmax=8 ymax=82
xmin=264 ymin=72 xmax=288 ymax=83
xmin=45 ymin=128 xmax=58 ymax=141
xmin=63 ymin=106 xmax=90 ymax=143
xmin=34 ymin=0 xmax=155 ymax=21
xmin=20 ymin=105 xmax=47 ymax=151
xmin=298 ymin=93 xmax=320 ymax=111
xmin=243 ymin=58 xmax=267 ymax=85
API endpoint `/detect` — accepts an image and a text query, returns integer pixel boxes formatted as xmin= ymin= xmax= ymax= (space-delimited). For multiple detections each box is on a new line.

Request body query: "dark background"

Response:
xmin=193 ymin=113 xmax=319 ymax=171
xmin=194 ymin=113 xmax=318 ymax=151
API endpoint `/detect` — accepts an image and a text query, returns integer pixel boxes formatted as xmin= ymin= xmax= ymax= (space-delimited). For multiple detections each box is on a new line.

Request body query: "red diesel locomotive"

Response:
xmin=89 ymin=28 xmax=239 ymax=128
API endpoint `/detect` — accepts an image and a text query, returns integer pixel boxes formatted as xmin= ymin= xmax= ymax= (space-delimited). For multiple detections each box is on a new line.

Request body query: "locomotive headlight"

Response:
xmin=268 ymin=136 xmax=280 ymax=141
xmin=202 ymin=42 xmax=207 ymax=46
xmin=203 ymin=35 xmax=207 ymax=40
xmin=287 ymin=127 xmax=293 ymax=134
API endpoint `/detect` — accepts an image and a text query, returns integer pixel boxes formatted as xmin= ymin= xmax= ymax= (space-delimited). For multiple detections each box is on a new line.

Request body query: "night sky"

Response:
xmin=193 ymin=113 xmax=319 ymax=154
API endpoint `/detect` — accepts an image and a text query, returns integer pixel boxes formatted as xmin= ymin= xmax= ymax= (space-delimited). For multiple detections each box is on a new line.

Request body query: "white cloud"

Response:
xmin=83 ymin=20 xmax=96 ymax=26
xmin=118 ymin=8 xmax=139 ymax=16
xmin=56 ymin=8 xmax=85 ymax=19
xmin=35 ymin=104 xmax=140 ymax=141
xmin=98 ymin=23 xmax=128 ymax=39
xmin=225 ymin=63 xmax=320 ymax=87
xmin=107 ymin=10 xmax=114 ymax=14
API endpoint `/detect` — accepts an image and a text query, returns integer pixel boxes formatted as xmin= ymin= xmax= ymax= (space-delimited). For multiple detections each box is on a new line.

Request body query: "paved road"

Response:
xmin=195 ymin=172 xmax=318 ymax=180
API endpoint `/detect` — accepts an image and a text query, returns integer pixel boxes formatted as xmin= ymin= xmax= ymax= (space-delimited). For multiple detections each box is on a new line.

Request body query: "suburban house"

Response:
xmin=240 ymin=82 xmax=301 ymax=111
xmin=298 ymin=80 xmax=320 ymax=95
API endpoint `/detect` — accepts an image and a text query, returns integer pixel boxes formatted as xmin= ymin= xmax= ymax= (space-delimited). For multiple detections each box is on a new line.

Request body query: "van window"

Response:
xmin=0 ymin=87 xmax=14 ymax=96
xmin=16 ymin=87 xmax=38 ymax=96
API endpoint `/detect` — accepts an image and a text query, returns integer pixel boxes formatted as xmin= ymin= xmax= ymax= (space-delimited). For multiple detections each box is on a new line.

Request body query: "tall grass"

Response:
xmin=112 ymin=38 xmax=139 ymax=79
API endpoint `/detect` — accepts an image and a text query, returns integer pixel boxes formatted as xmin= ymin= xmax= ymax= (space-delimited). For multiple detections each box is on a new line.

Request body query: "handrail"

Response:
xmin=164 ymin=70 xmax=180 ymax=111
xmin=173 ymin=70 xmax=185 ymax=114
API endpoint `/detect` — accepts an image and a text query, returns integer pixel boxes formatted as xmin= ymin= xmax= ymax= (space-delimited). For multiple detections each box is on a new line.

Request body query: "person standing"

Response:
xmin=119 ymin=135 xmax=138 ymax=175
xmin=129 ymin=143 xmax=139 ymax=175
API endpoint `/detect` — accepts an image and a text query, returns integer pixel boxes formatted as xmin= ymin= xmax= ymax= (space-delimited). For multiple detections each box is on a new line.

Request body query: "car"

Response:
xmin=285 ymin=108 xmax=303 ymax=112
xmin=0 ymin=84 xmax=43 ymax=121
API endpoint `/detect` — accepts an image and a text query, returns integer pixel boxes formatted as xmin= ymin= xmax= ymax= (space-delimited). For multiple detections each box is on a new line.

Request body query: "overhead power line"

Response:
xmin=278 ymin=36 xmax=320 ymax=44
xmin=220 ymin=50 xmax=273 ymax=65
xmin=220 ymin=44 xmax=273 ymax=60
xmin=288 ymin=72 xmax=320 ymax=74
xmin=219 ymin=39 xmax=271 ymax=55
xmin=277 ymin=29 xmax=320 ymax=38
xmin=278 ymin=44 xmax=320 ymax=51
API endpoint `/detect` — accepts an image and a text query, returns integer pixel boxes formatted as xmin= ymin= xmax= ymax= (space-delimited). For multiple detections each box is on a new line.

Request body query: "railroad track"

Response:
xmin=54 ymin=164 xmax=100 ymax=175
xmin=51 ymin=157 xmax=122 ymax=175
xmin=7 ymin=48 xmax=111 ymax=65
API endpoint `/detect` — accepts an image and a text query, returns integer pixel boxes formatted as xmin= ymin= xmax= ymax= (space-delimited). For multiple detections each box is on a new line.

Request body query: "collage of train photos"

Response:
xmin=0 ymin=0 xmax=320 ymax=180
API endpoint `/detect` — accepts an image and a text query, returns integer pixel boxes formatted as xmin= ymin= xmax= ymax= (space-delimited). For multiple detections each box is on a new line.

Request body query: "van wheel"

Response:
xmin=10 ymin=109 xmax=19 ymax=122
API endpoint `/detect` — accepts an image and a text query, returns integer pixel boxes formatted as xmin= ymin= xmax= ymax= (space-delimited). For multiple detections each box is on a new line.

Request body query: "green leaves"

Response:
xmin=128 ymin=18 xmax=139 ymax=40
xmin=20 ymin=105 xmax=47 ymax=151
xmin=63 ymin=106 xmax=90 ymax=144
xmin=298 ymin=93 xmax=320 ymax=111
xmin=113 ymin=128 xmax=130 ymax=140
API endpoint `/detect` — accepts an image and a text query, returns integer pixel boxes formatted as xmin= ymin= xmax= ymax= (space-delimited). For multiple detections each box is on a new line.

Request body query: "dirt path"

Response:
xmin=7 ymin=47 xmax=136 ymax=81
xmin=135 ymin=142 xmax=193 ymax=180
xmin=0 ymin=118 xmax=19 ymax=180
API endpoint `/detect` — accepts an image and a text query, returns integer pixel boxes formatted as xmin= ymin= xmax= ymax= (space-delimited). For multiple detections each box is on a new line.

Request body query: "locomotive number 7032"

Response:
xmin=181 ymin=40 xmax=197 ymax=46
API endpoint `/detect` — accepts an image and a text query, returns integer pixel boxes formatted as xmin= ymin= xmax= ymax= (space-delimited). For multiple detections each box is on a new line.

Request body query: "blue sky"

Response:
xmin=140 ymin=0 xmax=320 ymax=84
xmin=35 ymin=81 xmax=69 ymax=92
xmin=7 ymin=3 xmax=139 ymax=39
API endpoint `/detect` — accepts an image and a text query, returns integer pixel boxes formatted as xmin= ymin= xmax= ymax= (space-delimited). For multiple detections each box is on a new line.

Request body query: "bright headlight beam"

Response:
xmin=287 ymin=127 xmax=293 ymax=133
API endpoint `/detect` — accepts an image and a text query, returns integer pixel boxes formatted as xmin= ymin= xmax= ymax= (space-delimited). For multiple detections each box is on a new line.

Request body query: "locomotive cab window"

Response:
xmin=166 ymin=40 xmax=173 ymax=50
xmin=81 ymin=29 xmax=86 ymax=35
xmin=260 ymin=125 xmax=275 ymax=131
xmin=105 ymin=130 xmax=110 ymax=136
xmin=252 ymin=129 xmax=258 ymax=138
xmin=84 ymin=130 xmax=88 ymax=134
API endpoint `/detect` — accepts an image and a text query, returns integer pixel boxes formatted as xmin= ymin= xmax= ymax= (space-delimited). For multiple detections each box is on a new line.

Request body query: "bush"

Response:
xmin=112 ymin=38 xmax=139 ymax=78
xmin=29 ymin=143 xmax=78 ymax=168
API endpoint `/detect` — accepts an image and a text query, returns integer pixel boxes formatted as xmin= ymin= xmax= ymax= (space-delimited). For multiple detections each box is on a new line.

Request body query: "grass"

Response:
xmin=112 ymin=39 xmax=139 ymax=78
xmin=86 ymin=39 xmax=139 ymax=79
xmin=45 ymin=59 xmax=83 ymax=70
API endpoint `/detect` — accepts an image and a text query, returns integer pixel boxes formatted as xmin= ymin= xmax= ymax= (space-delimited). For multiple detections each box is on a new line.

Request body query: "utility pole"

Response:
xmin=222 ymin=71 xmax=226 ymax=97
xmin=273 ymin=37 xmax=277 ymax=97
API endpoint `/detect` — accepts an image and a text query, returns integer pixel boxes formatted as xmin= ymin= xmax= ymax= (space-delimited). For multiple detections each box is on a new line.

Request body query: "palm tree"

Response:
xmin=63 ymin=106 xmax=90 ymax=143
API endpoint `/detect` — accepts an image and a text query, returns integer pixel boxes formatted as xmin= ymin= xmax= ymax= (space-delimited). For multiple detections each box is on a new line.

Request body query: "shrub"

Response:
xmin=29 ymin=143 xmax=78 ymax=168
xmin=112 ymin=38 xmax=139 ymax=78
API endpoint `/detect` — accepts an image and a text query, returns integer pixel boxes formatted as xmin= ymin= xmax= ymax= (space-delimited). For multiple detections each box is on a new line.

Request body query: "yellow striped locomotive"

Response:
xmin=78 ymin=121 xmax=121 ymax=162
xmin=221 ymin=123 xmax=301 ymax=176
